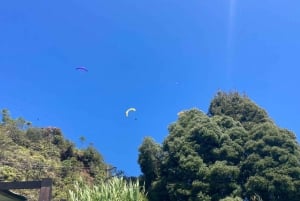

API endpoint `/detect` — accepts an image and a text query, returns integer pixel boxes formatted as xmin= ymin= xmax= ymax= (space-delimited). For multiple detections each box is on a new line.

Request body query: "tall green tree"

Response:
xmin=139 ymin=92 xmax=300 ymax=201
xmin=138 ymin=137 xmax=163 ymax=189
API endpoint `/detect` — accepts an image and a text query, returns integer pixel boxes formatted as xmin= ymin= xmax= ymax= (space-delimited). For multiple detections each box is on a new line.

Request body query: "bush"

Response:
xmin=68 ymin=177 xmax=148 ymax=201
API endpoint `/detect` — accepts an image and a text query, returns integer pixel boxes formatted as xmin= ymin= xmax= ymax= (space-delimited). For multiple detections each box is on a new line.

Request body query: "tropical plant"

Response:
xmin=68 ymin=177 xmax=148 ymax=201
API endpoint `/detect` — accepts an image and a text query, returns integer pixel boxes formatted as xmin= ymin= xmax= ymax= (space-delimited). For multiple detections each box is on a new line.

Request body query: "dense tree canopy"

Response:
xmin=138 ymin=92 xmax=300 ymax=201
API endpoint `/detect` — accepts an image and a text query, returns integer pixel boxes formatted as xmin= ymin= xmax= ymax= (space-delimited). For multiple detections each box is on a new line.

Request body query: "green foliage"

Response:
xmin=0 ymin=109 xmax=110 ymax=201
xmin=139 ymin=91 xmax=300 ymax=201
xmin=138 ymin=137 xmax=163 ymax=189
xmin=26 ymin=127 xmax=44 ymax=142
xmin=0 ymin=166 xmax=19 ymax=181
xmin=208 ymin=91 xmax=270 ymax=130
xmin=68 ymin=177 xmax=148 ymax=201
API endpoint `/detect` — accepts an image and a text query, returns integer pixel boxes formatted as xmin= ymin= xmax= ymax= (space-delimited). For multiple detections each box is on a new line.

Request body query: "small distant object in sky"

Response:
xmin=75 ymin=67 xmax=88 ymax=72
xmin=125 ymin=108 xmax=136 ymax=117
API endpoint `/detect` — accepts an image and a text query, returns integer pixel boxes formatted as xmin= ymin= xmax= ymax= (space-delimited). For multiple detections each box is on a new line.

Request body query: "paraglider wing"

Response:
xmin=75 ymin=67 xmax=88 ymax=72
xmin=125 ymin=108 xmax=136 ymax=117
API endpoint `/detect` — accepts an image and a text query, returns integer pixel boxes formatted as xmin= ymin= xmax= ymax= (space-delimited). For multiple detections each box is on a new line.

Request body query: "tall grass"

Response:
xmin=68 ymin=177 xmax=147 ymax=201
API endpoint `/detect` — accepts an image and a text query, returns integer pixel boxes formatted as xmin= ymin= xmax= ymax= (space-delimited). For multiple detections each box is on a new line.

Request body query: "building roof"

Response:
xmin=0 ymin=190 xmax=27 ymax=201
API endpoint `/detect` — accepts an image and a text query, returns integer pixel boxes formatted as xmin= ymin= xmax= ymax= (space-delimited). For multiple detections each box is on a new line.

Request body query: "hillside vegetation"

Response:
xmin=138 ymin=92 xmax=300 ymax=201
xmin=0 ymin=109 xmax=109 ymax=200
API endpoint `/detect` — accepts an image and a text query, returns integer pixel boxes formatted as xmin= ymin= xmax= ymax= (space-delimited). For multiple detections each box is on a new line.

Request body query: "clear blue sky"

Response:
xmin=1 ymin=0 xmax=300 ymax=176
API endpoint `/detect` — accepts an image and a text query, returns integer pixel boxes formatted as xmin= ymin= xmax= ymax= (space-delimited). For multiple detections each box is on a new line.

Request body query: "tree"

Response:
xmin=1 ymin=109 xmax=12 ymax=124
xmin=208 ymin=91 xmax=270 ymax=130
xmin=138 ymin=137 xmax=163 ymax=189
xmin=79 ymin=135 xmax=86 ymax=148
xmin=139 ymin=91 xmax=300 ymax=201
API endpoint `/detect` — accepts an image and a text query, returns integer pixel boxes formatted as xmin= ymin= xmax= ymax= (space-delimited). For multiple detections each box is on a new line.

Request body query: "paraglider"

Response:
xmin=125 ymin=108 xmax=136 ymax=117
xmin=75 ymin=67 xmax=88 ymax=72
